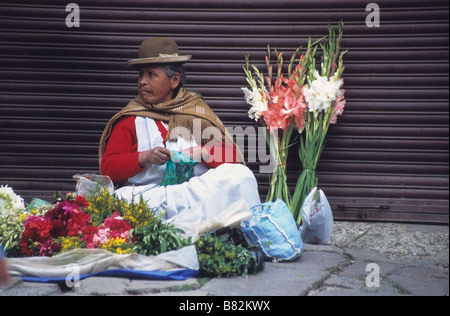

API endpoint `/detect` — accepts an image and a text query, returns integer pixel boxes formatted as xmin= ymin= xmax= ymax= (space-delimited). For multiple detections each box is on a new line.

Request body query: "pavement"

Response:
xmin=1 ymin=221 xmax=448 ymax=297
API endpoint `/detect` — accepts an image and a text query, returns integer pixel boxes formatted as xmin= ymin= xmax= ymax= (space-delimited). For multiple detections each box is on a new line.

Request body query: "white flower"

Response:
xmin=304 ymin=71 xmax=342 ymax=113
xmin=0 ymin=185 xmax=25 ymax=218
xmin=242 ymin=87 xmax=268 ymax=121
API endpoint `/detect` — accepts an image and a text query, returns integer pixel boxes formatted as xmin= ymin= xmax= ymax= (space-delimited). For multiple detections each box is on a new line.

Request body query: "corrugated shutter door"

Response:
xmin=1 ymin=0 xmax=448 ymax=223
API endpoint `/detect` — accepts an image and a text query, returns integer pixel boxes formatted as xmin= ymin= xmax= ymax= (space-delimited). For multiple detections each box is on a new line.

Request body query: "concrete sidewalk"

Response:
xmin=1 ymin=222 xmax=448 ymax=296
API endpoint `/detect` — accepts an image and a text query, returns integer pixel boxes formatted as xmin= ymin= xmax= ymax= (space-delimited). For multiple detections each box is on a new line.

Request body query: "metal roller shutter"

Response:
xmin=0 ymin=0 xmax=448 ymax=223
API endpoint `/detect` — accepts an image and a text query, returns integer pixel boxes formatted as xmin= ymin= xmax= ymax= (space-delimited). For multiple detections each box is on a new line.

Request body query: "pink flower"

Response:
xmin=330 ymin=89 xmax=346 ymax=124
xmin=93 ymin=212 xmax=133 ymax=245
xmin=262 ymin=75 xmax=307 ymax=134
xmin=93 ymin=228 xmax=110 ymax=245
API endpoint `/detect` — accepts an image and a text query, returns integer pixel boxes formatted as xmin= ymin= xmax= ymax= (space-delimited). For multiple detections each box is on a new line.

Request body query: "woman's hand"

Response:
xmin=138 ymin=147 xmax=171 ymax=167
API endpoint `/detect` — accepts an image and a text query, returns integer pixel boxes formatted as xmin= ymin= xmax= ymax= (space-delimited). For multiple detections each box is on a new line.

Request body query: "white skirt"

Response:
xmin=115 ymin=163 xmax=261 ymax=222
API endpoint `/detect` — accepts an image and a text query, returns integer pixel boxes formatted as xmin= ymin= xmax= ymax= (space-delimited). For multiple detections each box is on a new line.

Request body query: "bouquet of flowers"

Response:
xmin=0 ymin=185 xmax=27 ymax=255
xmin=242 ymin=22 xmax=347 ymax=225
xmin=291 ymin=22 xmax=347 ymax=225
xmin=1 ymin=189 xmax=189 ymax=257
xmin=19 ymin=193 xmax=136 ymax=256
xmin=242 ymin=39 xmax=317 ymax=209
xmin=1 ymin=186 xmax=261 ymax=278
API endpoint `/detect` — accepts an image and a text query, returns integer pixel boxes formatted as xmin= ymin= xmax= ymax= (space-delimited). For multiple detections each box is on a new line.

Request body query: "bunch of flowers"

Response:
xmin=2 ymin=185 xmax=264 ymax=278
xmin=243 ymin=40 xmax=316 ymax=208
xmin=84 ymin=188 xmax=155 ymax=229
xmin=291 ymin=22 xmax=347 ymax=224
xmin=0 ymin=185 xmax=26 ymax=255
xmin=0 ymin=185 xmax=25 ymax=217
xmin=243 ymin=22 xmax=347 ymax=225
xmin=20 ymin=194 xmax=93 ymax=256
xmin=13 ymin=188 xmax=186 ymax=257
xmin=195 ymin=233 xmax=259 ymax=278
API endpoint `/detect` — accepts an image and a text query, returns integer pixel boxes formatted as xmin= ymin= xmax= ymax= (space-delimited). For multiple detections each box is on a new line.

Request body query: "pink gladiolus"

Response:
xmin=262 ymin=75 xmax=307 ymax=134
xmin=330 ymin=89 xmax=346 ymax=124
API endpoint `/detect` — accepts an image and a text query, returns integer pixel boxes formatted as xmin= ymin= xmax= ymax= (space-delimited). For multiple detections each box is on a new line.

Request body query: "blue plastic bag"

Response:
xmin=241 ymin=200 xmax=303 ymax=262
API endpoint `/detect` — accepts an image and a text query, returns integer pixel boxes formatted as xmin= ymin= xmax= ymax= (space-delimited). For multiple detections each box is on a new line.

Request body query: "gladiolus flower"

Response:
xmin=303 ymin=71 xmax=342 ymax=113
xmin=261 ymin=75 xmax=307 ymax=134
xmin=242 ymin=87 xmax=268 ymax=121
xmin=330 ymin=89 xmax=346 ymax=124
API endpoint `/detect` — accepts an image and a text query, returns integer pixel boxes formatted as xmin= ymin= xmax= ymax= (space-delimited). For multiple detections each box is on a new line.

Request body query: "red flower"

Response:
xmin=24 ymin=216 xmax=53 ymax=240
xmin=102 ymin=212 xmax=133 ymax=240
xmin=20 ymin=216 xmax=54 ymax=256
xmin=67 ymin=210 xmax=91 ymax=237
xmin=75 ymin=195 xmax=88 ymax=208
xmin=50 ymin=219 xmax=68 ymax=238
xmin=81 ymin=225 xmax=99 ymax=249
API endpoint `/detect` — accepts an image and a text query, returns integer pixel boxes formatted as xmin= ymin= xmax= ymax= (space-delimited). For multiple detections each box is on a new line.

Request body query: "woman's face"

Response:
xmin=138 ymin=66 xmax=180 ymax=104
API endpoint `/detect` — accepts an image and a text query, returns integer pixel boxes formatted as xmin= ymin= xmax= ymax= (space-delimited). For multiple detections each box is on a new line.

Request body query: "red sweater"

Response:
xmin=101 ymin=116 xmax=239 ymax=183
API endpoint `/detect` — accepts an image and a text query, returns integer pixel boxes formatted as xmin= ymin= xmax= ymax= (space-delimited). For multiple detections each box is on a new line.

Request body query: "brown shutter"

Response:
xmin=0 ymin=0 xmax=448 ymax=223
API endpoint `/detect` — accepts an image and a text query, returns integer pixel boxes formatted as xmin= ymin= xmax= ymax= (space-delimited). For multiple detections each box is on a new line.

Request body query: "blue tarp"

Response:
xmin=22 ymin=268 xmax=199 ymax=283
xmin=8 ymin=247 xmax=200 ymax=284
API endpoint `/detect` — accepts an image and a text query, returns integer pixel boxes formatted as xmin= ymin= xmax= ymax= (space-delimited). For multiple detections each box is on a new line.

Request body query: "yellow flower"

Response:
xmin=101 ymin=237 xmax=133 ymax=255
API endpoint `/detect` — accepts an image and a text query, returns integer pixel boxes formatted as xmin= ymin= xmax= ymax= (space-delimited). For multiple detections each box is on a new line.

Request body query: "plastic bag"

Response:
xmin=241 ymin=199 xmax=303 ymax=262
xmin=299 ymin=187 xmax=334 ymax=245
xmin=26 ymin=198 xmax=51 ymax=211
xmin=161 ymin=151 xmax=198 ymax=186
xmin=73 ymin=174 xmax=114 ymax=196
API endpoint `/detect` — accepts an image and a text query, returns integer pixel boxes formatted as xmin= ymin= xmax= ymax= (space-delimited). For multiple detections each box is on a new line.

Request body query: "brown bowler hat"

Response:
xmin=128 ymin=37 xmax=191 ymax=67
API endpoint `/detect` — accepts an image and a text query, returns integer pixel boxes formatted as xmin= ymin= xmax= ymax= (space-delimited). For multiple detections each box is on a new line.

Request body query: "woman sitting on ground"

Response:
xmin=99 ymin=37 xmax=260 ymax=221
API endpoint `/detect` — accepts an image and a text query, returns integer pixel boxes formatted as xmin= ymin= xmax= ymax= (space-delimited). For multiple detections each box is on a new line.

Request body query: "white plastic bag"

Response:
xmin=299 ymin=187 xmax=333 ymax=245
xmin=73 ymin=174 xmax=114 ymax=196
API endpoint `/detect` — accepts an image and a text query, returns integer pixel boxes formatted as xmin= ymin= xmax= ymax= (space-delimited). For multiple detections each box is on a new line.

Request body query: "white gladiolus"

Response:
xmin=303 ymin=71 xmax=342 ymax=113
xmin=242 ymin=87 xmax=268 ymax=121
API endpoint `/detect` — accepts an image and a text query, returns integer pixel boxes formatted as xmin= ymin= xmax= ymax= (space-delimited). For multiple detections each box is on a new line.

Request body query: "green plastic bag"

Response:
xmin=161 ymin=151 xmax=199 ymax=186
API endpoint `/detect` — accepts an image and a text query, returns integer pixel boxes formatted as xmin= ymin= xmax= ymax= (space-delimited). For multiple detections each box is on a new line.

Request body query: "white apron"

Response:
xmin=115 ymin=117 xmax=261 ymax=222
